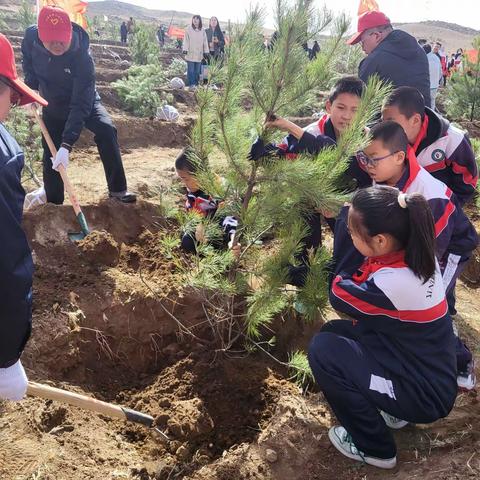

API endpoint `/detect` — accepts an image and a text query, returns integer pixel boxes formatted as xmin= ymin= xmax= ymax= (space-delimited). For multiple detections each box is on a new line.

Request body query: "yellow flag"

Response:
xmin=39 ymin=0 xmax=88 ymax=29
xmin=358 ymin=0 xmax=380 ymax=16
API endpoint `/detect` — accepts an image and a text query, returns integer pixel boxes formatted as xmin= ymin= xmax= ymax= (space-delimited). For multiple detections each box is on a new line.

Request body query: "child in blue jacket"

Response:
xmin=0 ymin=33 xmax=47 ymax=401
xmin=331 ymin=121 xmax=478 ymax=389
xmin=309 ymin=186 xmax=457 ymax=469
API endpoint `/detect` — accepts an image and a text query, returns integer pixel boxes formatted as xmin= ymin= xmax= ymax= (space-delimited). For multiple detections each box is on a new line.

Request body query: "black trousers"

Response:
xmin=42 ymin=102 xmax=127 ymax=204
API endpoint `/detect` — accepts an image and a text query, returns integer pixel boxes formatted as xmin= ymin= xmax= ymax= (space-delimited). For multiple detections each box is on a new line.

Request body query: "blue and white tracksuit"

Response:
xmin=331 ymin=148 xmax=478 ymax=371
xmin=413 ymin=108 xmax=478 ymax=206
xmin=308 ymin=251 xmax=457 ymax=460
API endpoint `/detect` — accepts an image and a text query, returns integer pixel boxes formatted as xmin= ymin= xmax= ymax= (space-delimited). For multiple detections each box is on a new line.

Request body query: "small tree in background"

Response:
xmin=129 ymin=23 xmax=160 ymax=65
xmin=16 ymin=0 xmax=36 ymax=30
xmin=157 ymin=0 xmax=391 ymax=356
xmin=447 ymin=37 xmax=480 ymax=122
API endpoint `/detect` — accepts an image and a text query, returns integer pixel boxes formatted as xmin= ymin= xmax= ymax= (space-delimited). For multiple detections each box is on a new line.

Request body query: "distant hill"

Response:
xmin=394 ymin=21 xmax=479 ymax=52
xmin=1 ymin=0 xmax=478 ymax=51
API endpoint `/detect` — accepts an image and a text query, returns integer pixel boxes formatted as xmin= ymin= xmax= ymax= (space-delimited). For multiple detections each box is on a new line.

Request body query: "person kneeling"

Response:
xmin=308 ymin=186 xmax=457 ymax=469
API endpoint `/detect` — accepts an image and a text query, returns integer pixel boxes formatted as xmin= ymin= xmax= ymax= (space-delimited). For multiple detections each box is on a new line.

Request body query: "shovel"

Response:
xmin=32 ymin=107 xmax=91 ymax=241
xmin=27 ymin=381 xmax=169 ymax=441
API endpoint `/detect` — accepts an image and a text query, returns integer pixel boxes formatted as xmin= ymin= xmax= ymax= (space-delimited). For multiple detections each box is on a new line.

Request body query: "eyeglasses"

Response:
xmin=0 ymin=77 xmax=22 ymax=108
xmin=356 ymin=150 xmax=399 ymax=167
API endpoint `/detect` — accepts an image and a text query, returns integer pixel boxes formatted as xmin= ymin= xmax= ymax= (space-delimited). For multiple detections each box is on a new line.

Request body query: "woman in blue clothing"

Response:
xmin=308 ymin=186 xmax=457 ymax=469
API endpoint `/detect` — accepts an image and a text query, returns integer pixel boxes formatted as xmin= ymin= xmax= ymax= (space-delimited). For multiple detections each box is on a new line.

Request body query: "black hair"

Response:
xmin=370 ymin=120 xmax=408 ymax=155
xmin=350 ymin=186 xmax=436 ymax=282
xmin=175 ymin=148 xmax=197 ymax=173
xmin=328 ymin=76 xmax=366 ymax=103
xmin=192 ymin=15 xmax=203 ymax=30
xmin=383 ymin=86 xmax=426 ymax=120
xmin=423 ymin=44 xmax=432 ymax=54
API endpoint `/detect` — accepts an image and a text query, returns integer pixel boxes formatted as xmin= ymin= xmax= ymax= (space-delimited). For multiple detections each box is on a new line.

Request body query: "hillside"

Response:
xmin=1 ymin=0 xmax=478 ymax=51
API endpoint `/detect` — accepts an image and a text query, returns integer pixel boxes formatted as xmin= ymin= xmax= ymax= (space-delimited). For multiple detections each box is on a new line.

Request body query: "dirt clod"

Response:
xmin=265 ymin=449 xmax=278 ymax=463
xmin=167 ymin=398 xmax=215 ymax=440
xmin=78 ymin=229 xmax=120 ymax=267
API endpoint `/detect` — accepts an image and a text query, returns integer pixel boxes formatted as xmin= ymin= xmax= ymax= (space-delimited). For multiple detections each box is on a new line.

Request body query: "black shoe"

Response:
xmin=109 ymin=191 xmax=137 ymax=203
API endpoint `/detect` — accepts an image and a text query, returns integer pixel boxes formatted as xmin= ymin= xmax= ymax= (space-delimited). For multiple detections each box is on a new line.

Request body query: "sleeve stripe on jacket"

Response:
xmin=332 ymin=276 xmax=449 ymax=323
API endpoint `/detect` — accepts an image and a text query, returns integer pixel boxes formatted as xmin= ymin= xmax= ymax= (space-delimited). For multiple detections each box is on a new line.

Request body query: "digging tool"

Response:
xmin=32 ymin=106 xmax=91 ymax=241
xmin=27 ymin=381 xmax=169 ymax=441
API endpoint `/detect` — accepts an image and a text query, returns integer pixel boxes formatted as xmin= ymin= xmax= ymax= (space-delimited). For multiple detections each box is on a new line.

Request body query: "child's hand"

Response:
xmin=264 ymin=114 xmax=286 ymax=130
xmin=317 ymin=208 xmax=336 ymax=218
xmin=231 ymin=243 xmax=241 ymax=258
xmin=195 ymin=223 xmax=206 ymax=243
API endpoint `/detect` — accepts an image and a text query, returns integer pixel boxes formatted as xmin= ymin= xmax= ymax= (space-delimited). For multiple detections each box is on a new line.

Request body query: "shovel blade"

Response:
xmin=68 ymin=231 xmax=87 ymax=242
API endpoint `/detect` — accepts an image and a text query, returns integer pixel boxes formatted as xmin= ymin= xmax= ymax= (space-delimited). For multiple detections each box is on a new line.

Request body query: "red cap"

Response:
xmin=347 ymin=11 xmax=391 ymax=46
xmin=0 ymin=33 xmax=47 ymax=107
xmin=38 ymin=6 xmax=72 ymax=44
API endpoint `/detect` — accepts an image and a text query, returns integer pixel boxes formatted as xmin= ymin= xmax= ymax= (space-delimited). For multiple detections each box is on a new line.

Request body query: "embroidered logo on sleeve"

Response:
xmin=431 ymin=149 xmax=446 ymax=162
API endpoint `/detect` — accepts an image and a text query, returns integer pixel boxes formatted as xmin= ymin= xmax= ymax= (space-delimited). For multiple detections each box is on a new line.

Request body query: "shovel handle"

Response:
xmin=32 ymin=108 xmax=83 ymax=219
xmin=27 ymin=381 xmax=155 ymax=427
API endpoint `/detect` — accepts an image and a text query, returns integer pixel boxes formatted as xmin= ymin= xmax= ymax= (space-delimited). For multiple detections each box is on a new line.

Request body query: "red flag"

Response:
xmin=39 ymin=0 xmax=88 ymax=29
xmin=358 ymin=0 xmax=380 ymax=16
xmin=167 ymin=25 xmax=185 ymax=39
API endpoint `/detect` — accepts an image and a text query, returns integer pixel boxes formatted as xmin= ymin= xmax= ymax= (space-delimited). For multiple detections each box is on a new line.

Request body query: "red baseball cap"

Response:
xmin=347 ymin=11 xmax=391 ymax=46
xmin=38 ymin=6 xmax=72 ymax=44
xmin=0 ymin=33 xmax=47 ymax=107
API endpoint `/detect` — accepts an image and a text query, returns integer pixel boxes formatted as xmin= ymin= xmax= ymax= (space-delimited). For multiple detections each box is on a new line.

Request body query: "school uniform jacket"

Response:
xmin=332 ymin=147 xmax=478 ymax=277
xmin=412 ymin=108 xmax=478 ymax=206
xmin=0 ymin=124 xmax=33 ymax=367
xmin=185 ymin=189 xmax=238 ymax=239
xmin=331 ymin=251 xmax=457 ymax=417
xmin=249 ymin=114 xmax=371 ymax=188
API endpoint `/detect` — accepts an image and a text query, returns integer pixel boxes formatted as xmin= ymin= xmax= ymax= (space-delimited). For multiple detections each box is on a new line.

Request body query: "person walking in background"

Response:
xmin=157 ymin=25 xmax=166 ymax=48
xmin=433 ymin=42 xmax=448 ymax=87
xmin=347 ymin=11 xmax=431 ymax=106
xmin=183 ymin=15 xmax=209 ymax=90
xmin=120 ymin=21 xmax=127 ymax=44
xmin=424 ymin=44 xmax=442 ymax=110
xmin=205 ymin=16 xmax=225 ymax=60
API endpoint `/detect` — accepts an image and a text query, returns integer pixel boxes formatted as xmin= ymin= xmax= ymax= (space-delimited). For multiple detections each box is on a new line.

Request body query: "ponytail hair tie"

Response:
xmin=398 ymin=192 xmax=408 ymax=209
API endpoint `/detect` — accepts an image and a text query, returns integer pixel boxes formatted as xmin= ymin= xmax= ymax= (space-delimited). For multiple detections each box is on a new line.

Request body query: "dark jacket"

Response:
xmin=205 ymin=27 xmax=225 ymax=55
xmin=120 ymin=23 xmax=128 ymax=36
xmin=22 ymin=23 xmax=99 ymax=146
xmin=414 ymin=108 xmax=478 ymax=206
xmin=331 ymin=148 xmax=478 ymax=278
xmin=249 ymin=114 xmax=372 ymax=190
xmin=359 ymin=29 xmax=431 ymax=107
xmin=0 ymin=124 xmax=33 ymax=367
xmin=331 ymin=252 xmax=457 ymax=421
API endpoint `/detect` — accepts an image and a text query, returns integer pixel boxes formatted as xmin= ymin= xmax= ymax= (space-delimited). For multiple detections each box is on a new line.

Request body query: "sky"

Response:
xmin=106 ymin=0 xmax=480 ymax=31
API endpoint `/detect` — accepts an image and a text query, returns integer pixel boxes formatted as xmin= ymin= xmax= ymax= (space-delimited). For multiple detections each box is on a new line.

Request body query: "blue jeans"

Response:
xmin=187 ymin=61 xmax=201 ymax=86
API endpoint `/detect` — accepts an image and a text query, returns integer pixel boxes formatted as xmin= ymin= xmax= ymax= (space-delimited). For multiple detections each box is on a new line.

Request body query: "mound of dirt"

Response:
xmin=78 ymin=230 xmax=120 ymax=267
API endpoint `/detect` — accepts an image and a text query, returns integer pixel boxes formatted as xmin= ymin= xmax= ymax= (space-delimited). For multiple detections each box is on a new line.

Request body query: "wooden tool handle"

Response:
xmin=32 ymin=107 xmax=83 ymax=218
xmin=27 ymin=381 xmax=154 ymax=427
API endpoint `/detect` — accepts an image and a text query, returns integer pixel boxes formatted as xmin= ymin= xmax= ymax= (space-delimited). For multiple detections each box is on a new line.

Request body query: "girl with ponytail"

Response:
xmin=308 ymin=185 xmax=457 ymax=470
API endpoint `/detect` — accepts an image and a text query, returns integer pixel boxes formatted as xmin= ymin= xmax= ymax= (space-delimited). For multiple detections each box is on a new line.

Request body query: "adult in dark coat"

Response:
xmin=22 ymin=6 xmax=135 ymax=205
xmin=347 ymin=11 xmax=431 ymax=107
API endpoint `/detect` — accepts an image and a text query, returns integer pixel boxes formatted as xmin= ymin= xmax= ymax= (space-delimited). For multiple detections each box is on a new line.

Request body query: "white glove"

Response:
xmin=0 ymin=360 xmax=28 ymax=401
xmin=24 ymin=185 xmax=46 ymax=210
xmin=51 ymin=147 xmax=70 ymax=172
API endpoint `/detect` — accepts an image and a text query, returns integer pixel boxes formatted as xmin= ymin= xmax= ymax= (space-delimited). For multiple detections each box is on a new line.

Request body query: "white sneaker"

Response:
xmin=457 ymin=359 xmax=476 ymax=391
xmin=328 ymin=426 xmax=397 ymax=469
xmin=24 ymin=186 xmax=46 ymax=210
xmin=380 ymin=411 xmax=409 ymax=429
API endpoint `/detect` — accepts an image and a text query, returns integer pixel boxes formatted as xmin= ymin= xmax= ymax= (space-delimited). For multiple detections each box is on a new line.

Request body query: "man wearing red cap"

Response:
xmin=347 ymin=11 xmax=431 ymax=107
xmin=0 ymin=34 xmax=48 ymax=401
xmin=21 ymin=6 xmax=136 ymax=205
